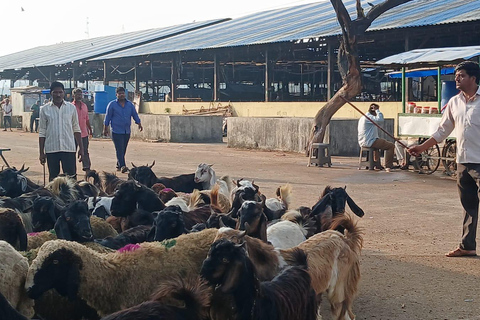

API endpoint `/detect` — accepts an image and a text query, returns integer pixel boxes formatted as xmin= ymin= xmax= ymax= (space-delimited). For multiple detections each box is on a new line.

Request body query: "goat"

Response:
xmin=128 ymin=161 xmax=204 ymax=192
xmin=105 ymin=208 xmax=154 ymax=234
xmin=206 ymin=212 xmax=237 ymax=229
xmin=0 ymin=165 xmax=40 ymax=198
xmin=97 ymin=225 xmax=152 ymax=250
xmin=236 ymin=197 xmax=268 ymax=242
xmin=309 ymin=186 xmax=365 ymax=234
xmin=100 ymin=276 xmax=211 ymax=320
xmin=150 ymin=206 xmax=188 ymax=241
xmin=0 ymin=208 xmax=27 ymax=251
xmin=263 ymin=184 xmax=293 ymax=221
xmin=201 ymin=239 xmax=317 ymax=320
xmin=31 ymin=196 xmax=62 ymax=232
xmin=194 ymin=163 xmax=216 ymax=190
xmin=110 ymin=180 xmax=165 ymax=217
xmin=228 ymin=180 xmax=261 ymax=218
xmin=54 ymin=200 xmax=94 ymax=242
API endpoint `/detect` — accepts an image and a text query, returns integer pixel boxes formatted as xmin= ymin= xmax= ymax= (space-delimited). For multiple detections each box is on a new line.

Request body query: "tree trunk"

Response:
xmin=306 ymin=0 xmax=413 ymax=157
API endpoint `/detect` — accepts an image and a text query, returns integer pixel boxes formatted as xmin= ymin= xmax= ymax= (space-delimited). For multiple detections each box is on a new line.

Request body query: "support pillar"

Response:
xmin=213 ymin=54 xmax=219 ymax=101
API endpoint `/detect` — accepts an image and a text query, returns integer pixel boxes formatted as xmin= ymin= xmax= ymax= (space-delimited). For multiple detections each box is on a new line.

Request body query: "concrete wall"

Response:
xmin=228 ymin=117 xmax=394 ymax=156
xmin=88 ymin=113 xmax=222 ymax=143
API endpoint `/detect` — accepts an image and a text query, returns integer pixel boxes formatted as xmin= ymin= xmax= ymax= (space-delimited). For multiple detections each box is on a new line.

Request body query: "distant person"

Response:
xmin=30 ymin=100 xmax=40 ymax=133
xmin=357 ymin=103 xmax=395 ymax=172
xmin=39 ymin=82 xmax=84 ymax=181
xmin=409 ymin=61 xmax=480 ymax=258
xmin=103 ymin=87 xmax=143 ymax=173
xmin=72 ymin=88 xmax=92 ymax=172
xmin=1 ymin=98 xmax=13 ymax=131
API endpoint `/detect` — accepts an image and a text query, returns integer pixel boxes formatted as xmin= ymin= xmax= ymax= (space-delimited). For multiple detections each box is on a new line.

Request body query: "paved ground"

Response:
xmin=2 ymin=130 xmax=480 ymax=320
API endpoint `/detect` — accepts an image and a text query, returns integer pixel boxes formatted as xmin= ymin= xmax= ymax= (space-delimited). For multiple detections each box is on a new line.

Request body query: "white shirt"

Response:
xmin=358 ymin=110 xmax=384 ymax=147
xmin=38 ymin=101 xmax=81 ymax=153
xmin=432 ymin=86 xmax=480 ymax=164
xmin=2 ymin=103 xmax=12 ymax=116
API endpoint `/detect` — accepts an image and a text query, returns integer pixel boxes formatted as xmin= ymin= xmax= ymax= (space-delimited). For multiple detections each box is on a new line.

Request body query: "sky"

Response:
xmin=1 ymin=0 xmax=320 ymax=57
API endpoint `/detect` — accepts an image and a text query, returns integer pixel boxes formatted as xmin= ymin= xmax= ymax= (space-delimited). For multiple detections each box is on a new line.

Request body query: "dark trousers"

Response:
xmin=30 ymin=115 xmax=39 ymax=132
xmin=456 ymin=163 xmax=480 ymax=251
xmin=3 ymin=116 xmax=11 ymax=129
xmin=46 ymin=152 xmax=77 ymax=181
xmin=75 ymin=136 xmax=91 ymax=170
xmin=112 ymin=133 xmax=130 ymax=169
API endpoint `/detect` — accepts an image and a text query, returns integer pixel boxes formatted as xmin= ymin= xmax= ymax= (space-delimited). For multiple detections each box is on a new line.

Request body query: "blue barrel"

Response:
xmin=441 ymin=81 xmax=459 ymax=110
xmin=94 ymin=91 xmax=109 ymax=114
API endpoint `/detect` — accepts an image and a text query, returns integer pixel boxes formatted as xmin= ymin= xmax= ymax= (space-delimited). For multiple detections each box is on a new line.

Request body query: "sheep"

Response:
xmin=100 ymin=276 xmax=212 ymax=320
xmin=215 ymin=214 xmax=363 ymax=320
xmin=309 ymin=186 xmax=365 ymax=234
xmin=25 ymin=228 xmax=219 ymax=317
xmin=0 ymin=240 xmax=34 ymax=318
xmin=266 ymin=219 xmax=307 ymax=249
xmin=128 ymin=161 xmax=204 ymax=192
xmin=110 ymin=180 xmax=165 ymax=217
xmin=201 ymin=239 xmax=317 ymax=320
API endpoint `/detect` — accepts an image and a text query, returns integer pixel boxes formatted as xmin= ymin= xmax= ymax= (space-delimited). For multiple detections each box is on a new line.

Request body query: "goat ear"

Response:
xmin=54 ymin=216 xmax=72 ymax=241
xmin=131 ymin=162 xmax=137 ymax=168
xmin=209 ymin=170 xmax=216 ymax=188
xmin=346 ymin=195 xmax=365 ymax=217
xmin=208 ymin=164 xmax=213 ymax=167
xmin=310 ymin=194 xmax=330 ymax=217
xmin=149 ymin=160 xmax=155 ymax=168
xmin=134 ymin=181 xmax=142 ymax=189
xmin=17 ymin=221 xmax=28 ymax=251
xmin=259 ymin=214 xmax=268 ymax=242
xmin=18 ymin=175 xmax=27 ymax=192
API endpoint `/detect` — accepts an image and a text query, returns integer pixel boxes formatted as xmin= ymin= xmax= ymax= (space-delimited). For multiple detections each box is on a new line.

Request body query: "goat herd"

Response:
xmin=0 ymin=162 xmax=366 ymax=320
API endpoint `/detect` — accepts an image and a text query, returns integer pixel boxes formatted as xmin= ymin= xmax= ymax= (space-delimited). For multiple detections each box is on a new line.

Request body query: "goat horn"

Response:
xmin=149 ymin=160 xmax=155 ymax=168
xmin=131 ymin=162 xmax=137 ymax=168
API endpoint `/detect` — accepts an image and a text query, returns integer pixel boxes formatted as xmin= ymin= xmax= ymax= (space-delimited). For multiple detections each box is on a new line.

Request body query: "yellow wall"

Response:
xmin=141 ymin=101 xmax=405 ymax=120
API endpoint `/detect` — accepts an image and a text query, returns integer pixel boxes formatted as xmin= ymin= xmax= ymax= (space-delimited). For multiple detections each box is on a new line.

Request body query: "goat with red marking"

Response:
xmin=201 ymin=239 xmax=317 ymax=320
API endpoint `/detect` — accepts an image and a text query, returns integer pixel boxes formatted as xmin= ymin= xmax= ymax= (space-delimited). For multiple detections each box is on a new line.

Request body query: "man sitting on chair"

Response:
xmin=357 ymin=103 xmax=395 ymax=172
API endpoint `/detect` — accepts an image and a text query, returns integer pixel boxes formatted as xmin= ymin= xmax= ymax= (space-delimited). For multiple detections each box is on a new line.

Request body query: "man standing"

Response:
xmin=410 ymin=61 xmax=480 ymax=257
xmin=30 ymin=100 xmax=40 ymax=133
xmin=72 ymin=88 xmax=92 ymax=172
xmin=39 ymin=82 xmax=84 ymax=181
xmin=1 ymin=98 xmax=13 ymax=131
xmin=103 ymin=87 xmax=143 ymax=173
xmin=357 ymin=103 xmax=395 ymax=171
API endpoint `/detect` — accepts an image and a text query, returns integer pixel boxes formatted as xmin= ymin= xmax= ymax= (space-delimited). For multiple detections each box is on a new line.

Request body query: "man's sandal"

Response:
xmin=445 ymin=248 xmax=477 ymax=257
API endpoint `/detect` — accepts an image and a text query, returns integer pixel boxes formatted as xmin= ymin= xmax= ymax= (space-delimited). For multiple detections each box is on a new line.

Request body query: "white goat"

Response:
xmin=194 ymin=163 xmax=216 ymax=190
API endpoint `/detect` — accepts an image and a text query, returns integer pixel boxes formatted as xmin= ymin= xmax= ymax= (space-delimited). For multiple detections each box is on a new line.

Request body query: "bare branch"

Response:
xmin=330 ymin=0 xmax=352 ymax=36
xmin=353 ymin=0 xmax=413 ymax=34
xmin=356 ymin=0 xmax=365 ymax=19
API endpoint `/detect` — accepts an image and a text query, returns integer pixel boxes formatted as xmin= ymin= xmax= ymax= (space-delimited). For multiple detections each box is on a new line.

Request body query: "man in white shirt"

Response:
xmin=38 ymin=82 xmax=84 ymax=181
xmin=410 ymin=61 xmax=480 ymax=257
xmin=357 ymin=103 xmax=395 ymax=171
xmin=1 ymin=98 xmax=13 ymax=131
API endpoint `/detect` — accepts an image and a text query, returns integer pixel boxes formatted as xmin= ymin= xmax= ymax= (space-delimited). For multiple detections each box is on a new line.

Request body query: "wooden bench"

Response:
xmin=0 ymin=147 xmax=11 ymax=167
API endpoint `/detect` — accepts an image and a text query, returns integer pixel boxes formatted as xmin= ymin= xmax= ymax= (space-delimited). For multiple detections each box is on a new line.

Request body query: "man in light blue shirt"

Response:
xmin=103 ymin=87 xmax=143 ymax=173
xmin=357 ymin=103 xmax=395 ymax=171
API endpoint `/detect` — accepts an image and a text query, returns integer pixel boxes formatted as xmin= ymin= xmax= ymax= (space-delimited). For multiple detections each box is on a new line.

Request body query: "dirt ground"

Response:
xmin=2 ymin=130 xmax=480 ymax=320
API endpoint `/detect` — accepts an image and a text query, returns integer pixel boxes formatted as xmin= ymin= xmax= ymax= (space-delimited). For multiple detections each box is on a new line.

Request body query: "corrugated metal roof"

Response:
xmin=376 ymin=45 xmax=480 ymax=65
xmin=92 ymin=0 xmax=480 ymax=61
xmin=0 ymin=19 xmax=228 ymax=72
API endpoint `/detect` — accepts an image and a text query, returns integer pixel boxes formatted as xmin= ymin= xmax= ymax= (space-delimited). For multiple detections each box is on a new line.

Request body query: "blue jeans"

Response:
xmin=112 ymin=133 xmax=130 ymax=169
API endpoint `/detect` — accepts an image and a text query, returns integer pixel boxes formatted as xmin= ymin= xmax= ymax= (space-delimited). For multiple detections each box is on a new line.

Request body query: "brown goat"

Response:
xmin=215 ymin=214 xmax=363 ymax=320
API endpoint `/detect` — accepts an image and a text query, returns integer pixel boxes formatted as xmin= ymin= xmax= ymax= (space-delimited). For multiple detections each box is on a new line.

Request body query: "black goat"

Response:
xmin=100 ymin=277 xmax=211 ymax=320
xmin=110 ymin=180 xmax=165 ymax=217
xmin=54 ymin=200 xmax=94 ymax=242
xmin=0 ymin=291 xmax=28 ymax=320
xmin=128 ymin=161 xmax=204 ymax=192
xmin=201 ymin=239 xmax=317 ymax=320
xmin=309 ymin=186 xmax=364 ymax=234
xmin=206 ymin=212 xmax=237 ymax=229
xmin=0 ymin=208 xmax=27 ymax=251
xmin=31 ymin=196 xmax=63 ymax=232
xmin=97 ymin=225 xmax=152 ymax=250
xmin=0 ymin=165 xmax=39 ymax=198
xmin=150 ymin=206 xmax=188 ymax=242
xmin=228 ymin=183 xmax=261 ymax=218
xmin=236 ymin=198 xmax=268 ymax=242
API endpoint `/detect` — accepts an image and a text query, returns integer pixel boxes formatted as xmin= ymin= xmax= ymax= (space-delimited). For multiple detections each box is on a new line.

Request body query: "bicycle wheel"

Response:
xmin=413 ymin=144 xmax=441 ymax=174
xmin=442 ymin=140 xmax=457 ymax=176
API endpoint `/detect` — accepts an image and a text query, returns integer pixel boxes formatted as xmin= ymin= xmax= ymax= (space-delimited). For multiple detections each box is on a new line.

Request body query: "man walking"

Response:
xmin=409 ymin=61 xmax=480 ymax=257
xmin=103 ymin=87 xmax=143 ymax=173
xmin=39 ymin=82 xmax=84 ymax=181
xmin=30 ymin=100 xmax=40 ymax=133
xmin=72 ymin=88 xmax=92 ymax=172
xmin=1 ymin=98 xmax=13 ymax=131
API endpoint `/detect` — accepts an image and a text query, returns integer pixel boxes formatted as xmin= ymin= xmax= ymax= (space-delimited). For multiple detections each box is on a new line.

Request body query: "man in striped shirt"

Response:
xmin=38 ymin=82 xmax=84 ymax=181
